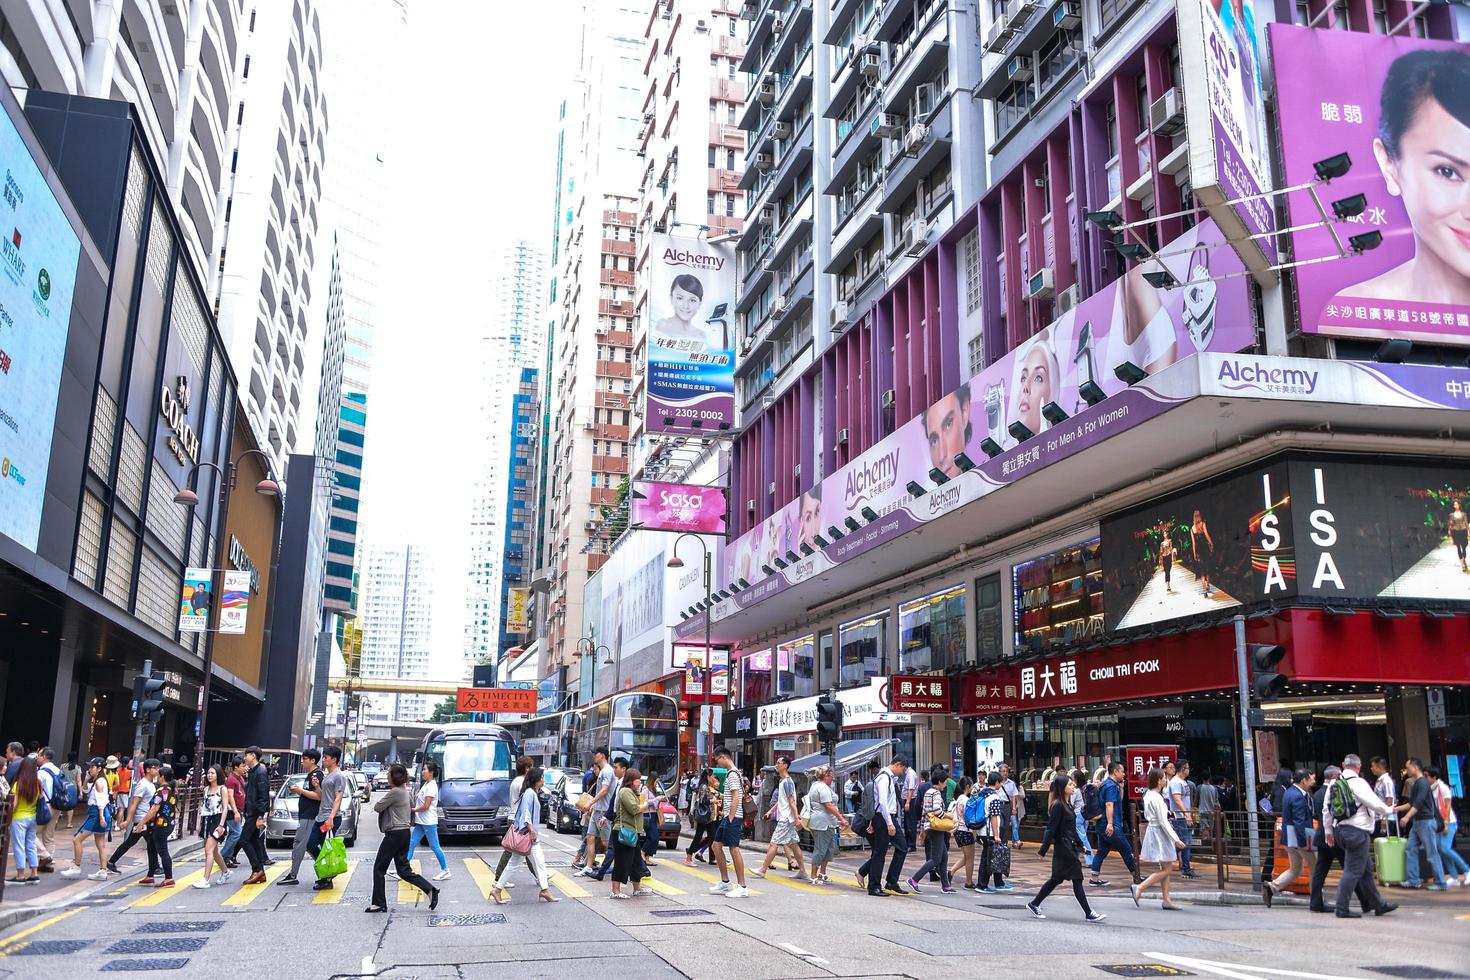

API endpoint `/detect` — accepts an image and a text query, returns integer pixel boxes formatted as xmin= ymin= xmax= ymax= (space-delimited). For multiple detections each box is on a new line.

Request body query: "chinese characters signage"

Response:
xmin=178 ymin=568 xmax=212 ymax=633
xmin=632 ymin=480 xmax=728 ymax=534
xmin=505 ymin=587 xmax=530 ymax=634
xmin=885 ymin=675 xmax=952 ymax=713
xmin=645 ymin=233 xmax=736 ymax=433
xmin=455 ymin=687 xmax=539 ymax=714
xmin=756 ymin=677 xmax=910 ymax=737
xmin=219 ymin=570 xmax=251 ymax=635
xmin=1126 ymin=745 xmax=1179 ymax=802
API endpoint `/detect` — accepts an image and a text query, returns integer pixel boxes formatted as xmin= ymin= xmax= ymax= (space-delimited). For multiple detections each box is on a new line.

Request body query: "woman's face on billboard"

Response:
xmin=1376 ymin=95 xmax=1470 ymax=283
xmin=1016 ymin=345 xmax=1053 ymax=433
xmin=672 ymin=285 xmax=703 ymax=322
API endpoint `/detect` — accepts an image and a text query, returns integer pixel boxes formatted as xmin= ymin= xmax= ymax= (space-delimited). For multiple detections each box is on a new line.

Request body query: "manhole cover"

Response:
xmin=106 ymin=939 xmax=209 ymax=955
xmin=133 ymin=922 xmax=225 ymax=935
xmin=649 ymin=909 xmax=714 ymax=918
xmin=426 ymin=913 xmax=507 ymax=927
xmin=1095 ymin=967 xmax=1194 ymax=978
xmin=100 ymin=960 xmax=192 ymax=972
xmin=3 ymin=939 xmax=93 ymax=956
xmin=1368 ymin=969 xmax=1469 ymax=979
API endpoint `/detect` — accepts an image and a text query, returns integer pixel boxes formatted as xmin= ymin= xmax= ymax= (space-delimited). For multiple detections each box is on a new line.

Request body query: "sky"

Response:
xmin=351 ymin=0 xmax=574 ymax=681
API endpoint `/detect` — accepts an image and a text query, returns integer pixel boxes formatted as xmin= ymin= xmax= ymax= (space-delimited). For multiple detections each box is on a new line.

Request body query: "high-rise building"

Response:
xmin=496 ymin=368 xmax=542 ymax=669
xmin=464 ymin=242 xmax=548 ymax=680
xmin=0 ymin=0 xmax=245 ymax=279
xmin=539 ymin=0 xmax=648 ymax=690
xmin=210 ymin=0 xmax=328 ymax=475
xmin=357 ymin=541 xmax=433 ymax=723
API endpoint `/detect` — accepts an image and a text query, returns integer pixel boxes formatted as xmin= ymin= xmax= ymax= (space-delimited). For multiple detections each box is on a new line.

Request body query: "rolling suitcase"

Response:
xmin=1373 ymin=827 xmax=1406 ymax=885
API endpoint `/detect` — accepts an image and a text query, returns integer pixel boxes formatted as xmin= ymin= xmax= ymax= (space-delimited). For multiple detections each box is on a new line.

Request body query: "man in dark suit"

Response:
xmin=239 ymin=746 xmax=273 ymax=884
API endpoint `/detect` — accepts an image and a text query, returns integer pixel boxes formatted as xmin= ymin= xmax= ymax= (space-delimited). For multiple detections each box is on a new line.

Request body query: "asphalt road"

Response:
xmin=1 ymin=805 xmax=1466 ymax=979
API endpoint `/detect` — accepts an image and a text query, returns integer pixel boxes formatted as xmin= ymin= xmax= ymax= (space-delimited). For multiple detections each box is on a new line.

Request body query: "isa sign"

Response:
xmin=632 ymin=481 xmax=727 ymax=534
xmin=645 ymin=233 xmax=736 ymax=433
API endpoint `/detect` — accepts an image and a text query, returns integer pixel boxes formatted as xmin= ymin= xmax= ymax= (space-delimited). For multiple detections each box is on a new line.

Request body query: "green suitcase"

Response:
xmin=1373 ymin=831 xmax=1406 ymax=885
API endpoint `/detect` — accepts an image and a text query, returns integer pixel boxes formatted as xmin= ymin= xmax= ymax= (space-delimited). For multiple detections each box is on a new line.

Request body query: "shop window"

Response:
xmin=898 ymin=585 xmax=965 ymax=673
xmin=838 ymin=612 xmax=887 ymax=689
xmin=741 ymin=649 xmax=773 ymax=706
xmin=1013 ymin=538 xmax=1104 ymax=655
xmin=975 ymin=572 xmax=1005 ymax=662
xmin=777 ymin=634 xmax=817 ymax=697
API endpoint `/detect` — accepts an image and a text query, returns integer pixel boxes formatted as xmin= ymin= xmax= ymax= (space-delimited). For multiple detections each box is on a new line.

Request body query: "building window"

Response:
xmin=838 ymin=612 xmax=887 ymax=689
xmin=898 ymin=585 xmax=966 ymax=672
xmin=975 ymin=572 xmax=1005 ymax=662
xmin=776 ymin=634 xmax=817 ymax=697
xmin=740 ymin=649 xmax=773 ymax=705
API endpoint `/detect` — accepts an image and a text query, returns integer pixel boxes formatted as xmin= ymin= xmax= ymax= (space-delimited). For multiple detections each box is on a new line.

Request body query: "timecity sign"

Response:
xmin=959 ymin=641 xmax=1238 ymax=715
xmin=757 ymin=677 xmax=911 ymax=738
xmin=159 ymin=375 xmax=200 ymax=465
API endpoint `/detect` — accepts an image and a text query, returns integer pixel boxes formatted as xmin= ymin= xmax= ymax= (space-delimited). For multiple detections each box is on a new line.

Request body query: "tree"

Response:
xmin=428 ymin=697 xmax=470 ymax=724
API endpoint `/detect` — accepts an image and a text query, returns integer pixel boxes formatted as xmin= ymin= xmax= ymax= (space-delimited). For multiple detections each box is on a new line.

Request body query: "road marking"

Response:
xmin=638 ymin=875 xmax=685 ymax=897
xmin=397 ymin=860 xmax=425 ymax=904
xmin=463 ymin=856 xmax=501 ymax=900
xmin=780 ymin=942 xmax=831 ymax=966
xmin=313 ymin=860 xmax=359 ymax=905
xmin=0 ymin=908 xmax=80 ymax=953
xmin=744 ymin=868 xmax=840 ymax=895
xmin=656 ymin=859 xmax=762 ymax=895
xmin=1145 ymin=953 xmax=1357 ymax=980
xmin=127 ymin=868 xmax=208 ymax=907
xmin=548 ymin=870 xmax=590 ymax=899
xmin=223 ymin=862 xmax=292 ymax=906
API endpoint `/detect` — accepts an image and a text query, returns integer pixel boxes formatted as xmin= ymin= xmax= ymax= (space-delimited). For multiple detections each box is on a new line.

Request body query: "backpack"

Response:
xmin=858 ymin=776 xmax=878 ymax=826
xmin=1329 ymin=775 xmax=1360 ymax=822
xmin=965 ymin=789 xmax=991 ymax=829
xmin=48 ymin=765 xmax=79 ymax=812
xmin=1081 ymin=782 xmax=1103 ymax=822
xmin=692 ymin=789 xmax=713 ymax=824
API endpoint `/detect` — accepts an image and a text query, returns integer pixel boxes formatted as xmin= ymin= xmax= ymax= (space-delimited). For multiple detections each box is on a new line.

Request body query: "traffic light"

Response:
xmin=131 ymin=671 xmax=167 ymax=727
xmin=816 ymin=693 xmax=843 ymax=745
xmin=1249 ymin=643 xmax=1287 ymax=699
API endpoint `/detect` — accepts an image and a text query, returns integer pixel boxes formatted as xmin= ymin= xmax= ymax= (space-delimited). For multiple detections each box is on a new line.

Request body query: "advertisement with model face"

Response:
xmin=722 ymin=218 xmax=1254 ymax=588
xmin=1270 ymin=25 xmax=1470 ymax=344
xmin=631 ymin=480 xmax=728 ymax=534
xmin=645 ymin=233 xmax=736 ymax=433
xmin=0 ymin=100 xmax=82 ymax=552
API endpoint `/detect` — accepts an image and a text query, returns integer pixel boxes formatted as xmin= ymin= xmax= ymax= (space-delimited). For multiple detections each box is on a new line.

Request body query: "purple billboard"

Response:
xmin=631 ymin=480 xmax=728 ymax=535
xmin=723 ymin=218 xmax=1256 ymax=588
xmin=1271 ymin=25 xmax=1470 ymax=345
xmin=645 ymin=233 xmax=737 ymax=432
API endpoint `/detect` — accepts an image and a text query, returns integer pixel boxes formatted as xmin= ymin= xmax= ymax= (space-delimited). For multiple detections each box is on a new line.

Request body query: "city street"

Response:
xmin=2 ymin=811 xmax=1467 ymax=979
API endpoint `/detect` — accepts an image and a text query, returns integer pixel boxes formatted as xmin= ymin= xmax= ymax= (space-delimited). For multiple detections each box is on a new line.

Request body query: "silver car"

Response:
xmin=266 ymin=774 xmax=360 ymax=847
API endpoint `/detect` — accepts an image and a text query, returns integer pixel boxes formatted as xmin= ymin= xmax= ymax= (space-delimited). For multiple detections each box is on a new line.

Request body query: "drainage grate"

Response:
xmin=133 ymin=922 xmax=225 ymax=935
xmin=105 ymin=939 xmax=208 ymax=955
xmin=649 ymin=909 xmax=714 ymax=918
xmin=1367 ymin=969 xmax=1469 ymax=979
xmin=3 ymin=940 xmax=94 ymax=956
xmin=426 ymin=913 xmax=507 ymax=927
xmin=100 ymin=960 xmax=192 ymax=972
xmin=1094 ymin=967 xmax=1194 ymax=978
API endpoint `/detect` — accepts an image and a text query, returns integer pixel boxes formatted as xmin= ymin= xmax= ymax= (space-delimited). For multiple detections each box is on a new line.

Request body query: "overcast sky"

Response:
xmin=352 ymin=0 xmax=572 ymax=680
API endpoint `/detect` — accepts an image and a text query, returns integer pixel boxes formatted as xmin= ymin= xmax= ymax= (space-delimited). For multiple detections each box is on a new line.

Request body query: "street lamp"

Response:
xmin=575 ymin=636 xmax=613 ymax=706
xmin=667 ymin=533 xmax=715 ymax=771
xmin=173 ymin=449 xmax=281 ymax=785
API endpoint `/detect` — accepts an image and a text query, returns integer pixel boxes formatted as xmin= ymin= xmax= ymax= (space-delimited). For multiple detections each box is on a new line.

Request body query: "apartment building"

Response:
xmin=358 ymin=541 xmax=433 ymax=723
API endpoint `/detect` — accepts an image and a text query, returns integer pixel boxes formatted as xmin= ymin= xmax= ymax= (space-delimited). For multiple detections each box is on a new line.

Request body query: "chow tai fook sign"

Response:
xmin=1126 ymin=745 xmax=1179 ymax=802
xmin=757 ymin=677 xmax=911 ymax=738
xmin=456 ymin=687 xmax=539 ymax=714
xmin=885 ymin=675 xmax=953 ymax=714
xmin=959 ymin=643 xmax=1238 ymax=715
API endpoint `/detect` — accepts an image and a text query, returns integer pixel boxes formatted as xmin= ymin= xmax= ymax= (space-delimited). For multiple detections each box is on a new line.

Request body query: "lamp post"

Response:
xmin=575 ymin=636 xmax=613 ymax=707
xmin=174 ymin=449 xmax=280 ymax=784
xmin=667 ymin=533 xmax=714 ymax=771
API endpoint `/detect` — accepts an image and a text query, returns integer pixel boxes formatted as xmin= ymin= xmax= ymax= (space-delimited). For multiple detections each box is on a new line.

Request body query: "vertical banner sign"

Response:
xmin=178 ymin=568 xmax=212 ymax=633
xmin=645 ymin=233 xmax=736 ymax=433
xmin=505 ymin=587 xmax=531 ymax=634
xmin=1125 ymin=745 xmax=1179 ymax=802
xmin=1254 ymin=730 xmax=1280 ymax=783
xmin=220 ymin=570 xmax=251 ymax=635
xmin=1269 ymin=25 xmax=1470 ymax=345
xmin=1176 ymin=0 xmax=1277 ymax=282
xmin=683 ymin=651 xmax=707 ymax=699
xmin=710 ymin=648 xmax=729 ymax=696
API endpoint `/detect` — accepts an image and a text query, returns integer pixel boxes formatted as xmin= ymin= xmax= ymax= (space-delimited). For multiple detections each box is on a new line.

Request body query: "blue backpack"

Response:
xmin=1082 ymin=781 xmax=1103 ymax=822
xmin=964 ymin=790 xmax=990 ymax=829
xmin=50 ymin=766 xmax=80 ymax=812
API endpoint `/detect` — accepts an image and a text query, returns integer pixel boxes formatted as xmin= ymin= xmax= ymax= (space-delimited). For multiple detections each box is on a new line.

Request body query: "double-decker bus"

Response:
xmin=501 ymin=692 xmax=679 ymax=787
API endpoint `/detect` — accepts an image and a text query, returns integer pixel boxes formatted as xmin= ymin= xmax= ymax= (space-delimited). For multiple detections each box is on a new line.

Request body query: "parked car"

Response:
xmin=544 ymin=774 xmax=585 ymax=835
xmin=266 ymin=774 xmax=360 ymax=848
xmin=371 ymin=770 xmax=391 ymax=791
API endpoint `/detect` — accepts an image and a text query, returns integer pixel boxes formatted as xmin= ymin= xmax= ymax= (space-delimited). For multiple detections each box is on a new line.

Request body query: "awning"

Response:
xmin=763 ymin=737 xmax=895 ymax=775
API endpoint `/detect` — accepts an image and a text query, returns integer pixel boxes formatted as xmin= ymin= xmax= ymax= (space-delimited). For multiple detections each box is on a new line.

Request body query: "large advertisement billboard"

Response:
xmin=1177 ymin=0 xmax=1276 ymax=278
xmin=631 ymin=480 xmax=728 ymax=534
xmin=645 ymin=233 xmax=736 ymax=433
xmin=1270 ymin=25 xmax=1470 ymax=345
xmin=0 ymin=103 xmax=82 ymax=551
xmin=724 ymin=218 xmax=1256 ymax=587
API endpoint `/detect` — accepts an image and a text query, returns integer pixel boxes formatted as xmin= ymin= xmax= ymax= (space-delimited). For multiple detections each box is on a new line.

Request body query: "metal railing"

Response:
xmin=1123 ymin=808 xmax=1266 ymax=889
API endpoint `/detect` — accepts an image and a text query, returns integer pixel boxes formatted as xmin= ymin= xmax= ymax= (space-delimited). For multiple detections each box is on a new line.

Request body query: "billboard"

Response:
xmin=724 ymin=218 xmax=1256 ymax=587
xmin=219 ymin=570 xmax=251 ymax=635
xmin=505 ymin=587 xmax=530 ymax=634
xmin=1176 ymin=0 xmax=1276 ymax=278
xmin=0 ymin=101 xmax=82 ymax=551
xmin=178 ymin=568 xmax=212 ymax=633
xmin=645 ymin=233 xmax=736 ymax=433
xmin=632 ymin=480 xmax=727 ymax=534
xmin=1270 ymin=25 xmax=1470 ymax=345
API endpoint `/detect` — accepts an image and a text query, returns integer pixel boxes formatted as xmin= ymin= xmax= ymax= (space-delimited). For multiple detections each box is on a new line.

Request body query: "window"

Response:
xmin=1012 ymin=538 xmax=1103 ymax=655
xmin=776 ymin=634 xmax=817 ymax=697
xmin=740 ymin=649 xmax=773 ymax=705
xmin=898 ymin=585 xmax=966 ymax=672
xmin=708 ymin=145 xmax=717 ymax=167
xmin=838 ymin=612 xmax=887 ymax=689
xmin=975 ymin=572 xmax=1005 ymax=662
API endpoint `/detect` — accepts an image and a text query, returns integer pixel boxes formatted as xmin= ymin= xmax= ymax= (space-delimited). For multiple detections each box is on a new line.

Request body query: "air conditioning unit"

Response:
xmin=772 ymin=15 xmax=785 ymax=34
xmin=1027 ymin=266 xmax=1056 ymax=299
xmin=1005 ymin=0 xmax=1038 ymax=29
xmin=1053 ymin=0 xmax=1081 ymax=29
xmin=583 ymin=421 xmax=596 ymax=430
xmin=871 ymin=113 xmax=902 ymax=138
xmin=759 ymin=79 xmax=776 ymax=104
xmin=836 ymin=428 xmax=850 ymax=446
xmin=984 ymin=18 xmax=1013 ymax=53
xmin=861 ymin=50 xmax=882 ymax=78
xmin=904 ymin=222 xmax=929 ymax=256
xmin=695 ymin=17 xmax=709 ymax=31
xmin=1056 ymin=283 xmax=1080 ymax=314
xmin=832 ymin=300 xmax=851 ymax=326
xmin=1149 ymin=87 xmax=1186 ymax=138
xmin=771 ymin=293 xmax=788 ymax=314
xmin=761 ymin=204 xmax=777 ymax=224
xmin=746 ymin=498 xmax=756 ymax=512
xmin=1007 ymin=54 xmax=1033 ymax=81
xmin=584 ymin=520 xmax=597 ymax=530
xmin=904 ymin=123 xmax=931 ymax=154
xmin=755 ymin=151 xmax=775 ymax=170
xmin=881 ymin=389 xmax=896 ymax=409
xmin=772 ymin=120 xmax=792 ymax=139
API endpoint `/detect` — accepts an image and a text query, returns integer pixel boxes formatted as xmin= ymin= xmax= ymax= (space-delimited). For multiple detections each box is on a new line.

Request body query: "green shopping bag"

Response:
xmin=314 ymin=833 xmax=348 ymax=880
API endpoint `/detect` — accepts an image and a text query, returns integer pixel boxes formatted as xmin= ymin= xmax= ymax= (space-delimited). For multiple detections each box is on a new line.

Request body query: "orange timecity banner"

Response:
xmin=456 ymin=687 xmax=539 ymax=714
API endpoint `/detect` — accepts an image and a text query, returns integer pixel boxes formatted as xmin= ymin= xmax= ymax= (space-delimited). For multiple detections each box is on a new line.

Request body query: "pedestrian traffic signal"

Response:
xmin=1249 ymin=643 xmax=1287 ymax=699
xmin=816 ymin=693 xmax=842 ymax=745
xmin=132 ymin=671 xmax=167 ymax=726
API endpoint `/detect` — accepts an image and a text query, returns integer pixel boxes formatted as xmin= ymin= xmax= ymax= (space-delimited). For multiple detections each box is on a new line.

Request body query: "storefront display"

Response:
xmin=1013 ymin=539 xmax=1103 ymax=655
xmin=898 ymin=584 xmax=966 ymax=672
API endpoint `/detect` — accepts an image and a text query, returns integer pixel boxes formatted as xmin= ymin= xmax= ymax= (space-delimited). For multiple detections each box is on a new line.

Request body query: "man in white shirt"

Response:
xmin=1321 ymin=754 xmax=1396 ymax=918
xmin=1167 ymin=759 xmax=1200 ymax=879
xmin=999 ymin=764 xmax=1022 ymax=848
xmin=106 ymin=759 xmax=160 ymax=879
xmin=752 ymin=756 xmax=804 ymax=879
xmin=857 ymin=757 xmax=910 ymax=896
xmin=1369 ymin=756 xmax=1397 ymax=834
xmin=35 ymin=746 xmax=62 ymax=872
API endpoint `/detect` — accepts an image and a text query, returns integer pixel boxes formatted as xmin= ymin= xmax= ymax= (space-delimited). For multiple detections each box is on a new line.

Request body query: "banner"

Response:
xmin=178 ymin=568 xmax=212 ymax=633
xmin=456 ymin=687 xmax=539 ymax=714
xmin=1126 ymin=745 xmax=1179 ymax=802
xmin=632 ymin=481 xmax=727 ymax=534
xmin=1270 ymin=25 xmax=1470 ymax=345
xmin=505 ymin=587 xmax=530 ymax=634
xmin=645 ymin=233 xmax=736 ymax=433
xmin=884 ymin=675 xmax=952 ymax=713
xmin=219 ymin=570 xmax=251 ymax=635
xmin=1176 ymin=0 xmax=1276 ymax=277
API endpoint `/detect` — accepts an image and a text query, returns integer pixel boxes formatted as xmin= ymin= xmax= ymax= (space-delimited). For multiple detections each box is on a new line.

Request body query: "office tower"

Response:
xmin=357 ymin=541 xmax=433 ymax=722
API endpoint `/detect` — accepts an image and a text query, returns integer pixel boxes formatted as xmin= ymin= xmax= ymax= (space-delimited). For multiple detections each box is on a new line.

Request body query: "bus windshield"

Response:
xmin=427 ymin=736 xmax=513 ymax=782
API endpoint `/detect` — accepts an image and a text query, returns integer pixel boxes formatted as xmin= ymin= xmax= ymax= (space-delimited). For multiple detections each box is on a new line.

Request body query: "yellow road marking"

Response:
xmin=0 ymin=909 xmax=81 ymax=953
xmin=657 ymin=859 xmax=762 ymax=895
xmin=638 ymin=874 xmax=685 ymax=897
xmin=222 ymin=862 xmax=292 ymax=906
xmin=463 ymin=856 xmax=501 ymax=900
xmin=548 ymin=870 xmax=590 ymax=899
xmin=127 ymin=868 xmax=208 ymax=907
xmin=312 ymin=860 xmax=359 ymax=905
xmin=396 ymin=860 xmax=425 ymax=904
xmin=744 ymin=867 xmax=839 ymax=895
